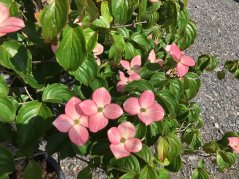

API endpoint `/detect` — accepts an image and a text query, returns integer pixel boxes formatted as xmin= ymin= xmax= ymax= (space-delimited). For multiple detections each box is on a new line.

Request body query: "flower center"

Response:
xmin=98 ymin=107 xmax=104 ymax=112
xmin=120 ymin=138 xmax=126 ymax=143
xmin=234 ymin=144 xmax=239 ymax=149
xmin=140 ymin=108 xmax=146 ymax=112
xmin=74 ymin=119 xmax=80 ymax=125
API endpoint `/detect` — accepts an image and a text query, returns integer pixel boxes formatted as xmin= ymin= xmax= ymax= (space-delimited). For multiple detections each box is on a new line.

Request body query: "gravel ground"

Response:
xmin=60 ymin=0 xmax=239 ymax=178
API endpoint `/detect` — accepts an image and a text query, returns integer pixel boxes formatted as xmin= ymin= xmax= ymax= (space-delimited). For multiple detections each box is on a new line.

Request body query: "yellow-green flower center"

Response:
xmin=74 ymin=119 xmax=80 ymax=125
xmin=140 ymin=108 xmax=146 ymax=112
xmin=120 ymin=138 xmax=126 ymax=143
xmin=98 ymin=107 xmax=103 ymax=112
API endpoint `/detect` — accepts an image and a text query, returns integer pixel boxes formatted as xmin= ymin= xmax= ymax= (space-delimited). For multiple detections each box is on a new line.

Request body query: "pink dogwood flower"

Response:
xmin=53 ymin=97 xmax=89 ymax=146
xmin=0 ymin=3 xmax=25 ymax=37
xmin=93 ymin=43 xmax=104 ymax=66
xmin=117 ymin=71 xmax=141 ymax=92
xmin=148 ymin=49 xmax=164 ymax=67
xmin=148 ymin=34 xmax=159 ymax=45
xmin=165 ymin=43 xmax=195 ymax=77
xmin=123 ymin=90 xmax=164 ymax=126
xmin=149 ymin=0 xmax=159 ymax=3
xmin=228 ymin=137 xmax=239 ymax=154
xmin=120 ymin=55 xmax=141 ymax=75
xmin=108 ymin=121 xmax=142 ymax=159
xmin=79 ymin=87 xmax=123 ymax=133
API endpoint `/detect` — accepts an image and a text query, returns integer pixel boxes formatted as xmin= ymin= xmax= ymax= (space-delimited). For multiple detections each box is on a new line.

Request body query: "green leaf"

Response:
xmin=195 ymin=54 xmax=218 ymax=74
xmin=119 ymin=172 xmax=135 ymax=179
xmin=139 ymin=166 xmax=157 ymax=179
xmin=0 ymin=94 xmax=16 ymax=123
xmin=217 ymin=70 xmax=226 ymax=80
xmin=92 ymin=16 xmax=110 ymax=29
xmin=191 ymin=168 xmax=210 ymax=179
xmin=149 ymin=72 xmax=168 ymax=88
xmin=183 ymin=73 xmax=201 ymax=100
xmin=203 ymin=140 xmax=220 ymax=154
xmin=167 ymin=79 xmax=183 ymax=99
xmin=135 ymin=144 xmax=153 ymax=164
xmin=0 ymin=76 xmax=9 ymax=96
xmin=216 ymin=150 xmax=237 ymax=172
xmin=165 ymin=155 xmax=182 ymax=172
xmin=23 ymin=160 xmax=42 ymax=179
xmin=125 ymin=80 xmax=154 ymax=92
xmin=157 ymin=168 xmax=170 ymax=179
xmin=130 ymin=32 xmax=151 ymax=52
xmin=101 ymin=1 xmax=113 ymax=23
xmin=0 ymin=40 xmax=32 ymax=75
xmin=157 ymin=90 xmax=178 ymax=116
xmin=166 ymin=133 xmax=182 ymax=161
xmin=46 ymin=132 xmax=68 ymax=155
xmin=77 ymin=166 xmax=92 ymax=179
xmin=0 ymin=122 xmax=12 ymax=142
xmin=56 ymin=25 xmax=87 ymax=71
xmin=74 ymin=0 xmax=99 ymax=21
xmin=156 ymin=136 xmax=170 ymax=164
xmin=124 ymin=42 xmax=138 ymax=60
xmin=42 ymin=83 xmax=73 ymax=103
xmin=39 ymin=0 xmax=69 ymax=42
xmin=109 ymin=155 xmax=140 ymax=173
xmin=177 ymin=8 xmax=189 ymax=32
xmin=69 ymin=55 xmax=98 ymax=85
xmin=16 ymin=101 xmax=52 ymax=147
xmin=84 ymin=28 xmax=98 ymax=52
xmin=111 ymin=0 xmax=132 ymax=25
xmin=110 ymin=33 xmax=125 ymax=63
xmin=183 ymin=129 xmax=202 ymax=150
xmin=0 ymin=147 xmax=15 ymax=176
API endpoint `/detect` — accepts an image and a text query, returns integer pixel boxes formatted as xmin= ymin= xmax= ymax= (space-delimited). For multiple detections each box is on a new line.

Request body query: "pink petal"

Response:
xmin=118 ymin=121 xmax=136 ymax=138
xmin=65 ymin=97 xmax=82 ymax=119
xmin=95 ymin=57 xmax=101 ymax=66
xmin=107 ymin=127 xmax=122 ymax=144
xmin=125 ymin=138 xmax=142 ymax=153
xmin=68 ymin=125 xmax=89 ymax=146
xmin=0 ymin=17 xmax=25 ymax=34
xmin=79 ymin=99 xmax=98 ymax=116
xmin=177 ymin=62 xmax=189 ymax=77
xmin=155 ymin=59 xmax=164 ymax=67
xmin=180 ymin=55 xmax=195 ymax=67
xmin=149 ymin=0 xmax=159 ymax=3
xmin=51 ymin=43 xmax=58 ymax=53
xmin=117 ymin=81 xmax=127 ymax=92
xmin=79 ymin=115 xmax=89 ymax=128
xmin=129 ymin=73 xmax=141 ymax=81
xmin=228 ymin=137 xmax=239 ymax=153
xmin=165 ymin=43 xmax=182 ymax=63
xmin=53 ymin=114 xmax=73 ymax=132
xmin=0 ymin=3 xmax=10 ymax=24
xmin=88 ymin=112 xmax=108 ymax=132
xmin=123 ymin=97 xmax=141 ymax=115
xmin=148 ymin=50 xmax=156 ymax=63
xmin=120 ymin=60 xmax=131 ymax=71
xmin=127 ymin=70 xmax=138 ymax=75
xmin=103 ymin=103 xmax=123 ymax=120
xmin=138 ymin=103 xmax=164 ymax=126
xmin=110 ymin=143 xmax=130 ymax=159
xmin=93 ymin=43 xmax=104 ymax=56
xmin=139 ymin=90 xmax=155 ymax=109
xmin=131 ymin=55 xmax=141 ymax=67
xmin=119 ymin=71 xmax=128 ymax=82
xmin=92 ymin=87 xmax=111 ymax=107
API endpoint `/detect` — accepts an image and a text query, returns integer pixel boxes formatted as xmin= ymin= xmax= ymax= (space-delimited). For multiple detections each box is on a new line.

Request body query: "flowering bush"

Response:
xmin=0 ymin=0 xmax=238 ymax=178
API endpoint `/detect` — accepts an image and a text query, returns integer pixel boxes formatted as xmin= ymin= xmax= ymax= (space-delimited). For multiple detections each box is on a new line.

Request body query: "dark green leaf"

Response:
xmin=119 ymin=172 xmax=135 ymax=179
xmin=216 ymin=150 xmax=237 ymax=172
xmin=0 ymin=122 xmax=12 ymax=143
xmin=130 ymin=32 xmax=151 ymax=52
xmin=0 ymin=147 xmax=15 ymax=176
xmin=42 ymin=83 xmax=73 ymax=103
xmin=56 ymin=25 xmax=87 ymax=71
xmin=139 ymin=166 xmax=157 ymax=179
xmin=0 ymin=94 xmax=16 ymax=123
xmin=165 ymin=155 xmax=182 ymax=172
xmin=135 ymin=144 xmax=153 ymax=164
xmin=23 ymin=160 xmax=42 ymax=179
xmin=69 ymin=55 xmax=98 ymax=85
xmin=110 ymin=155 xmax=140 ymax=173
xmin=84 ymin=28 xmax=98 ymax=52
xmin=77 ymin=166 xmax=92 ymax=179
xmin=16 ymin=101 xmax=52 ymax=147
xmin=157 ymin=90 xmax=178 ymax=116
xmin=125 ymin=80 xmax=154 ymax=92
xmin=203 ymin=140 xmax=220 ymax=154
xmin=74 ymin=0 xmax=99 ymax=21
xmin=157 ymin=168 xmax=170 ymax=179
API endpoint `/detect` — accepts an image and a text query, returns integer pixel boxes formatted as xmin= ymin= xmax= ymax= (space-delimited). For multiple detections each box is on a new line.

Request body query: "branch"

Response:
xmin=112 ymin=21 xmax=147 ymax=29
xmin=24 ymin=86 xmax=34 ymax=101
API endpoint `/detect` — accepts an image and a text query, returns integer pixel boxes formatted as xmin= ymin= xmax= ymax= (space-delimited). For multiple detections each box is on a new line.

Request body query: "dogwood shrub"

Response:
xmin=0 ymin=0 xmax=238 ymax=178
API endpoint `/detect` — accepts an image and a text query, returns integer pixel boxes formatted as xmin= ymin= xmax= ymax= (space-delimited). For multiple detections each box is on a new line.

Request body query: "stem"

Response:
xmin=112 ymin=21 xmax=147 ymax=29
xmin=24 ymin=86 xmax=34 ymax=101
xmin=14 ymin=151 xmax=47 ymax=161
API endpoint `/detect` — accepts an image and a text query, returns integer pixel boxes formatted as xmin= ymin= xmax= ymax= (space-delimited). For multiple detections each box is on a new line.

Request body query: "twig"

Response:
xmin=112 ymin=21 xmax=148 ymax=28
xmin=24 ymin=86 xmax=34 ymax=101
xmin=14 ymin=151 xmax=47 ymax=161
xmin=75 ymin=155 xmax=90 ymax=163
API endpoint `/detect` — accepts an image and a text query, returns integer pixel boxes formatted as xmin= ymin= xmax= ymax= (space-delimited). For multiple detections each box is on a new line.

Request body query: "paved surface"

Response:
xmin=61 ymin=0 xmax=239 ymax=178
